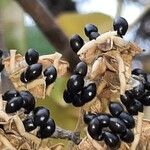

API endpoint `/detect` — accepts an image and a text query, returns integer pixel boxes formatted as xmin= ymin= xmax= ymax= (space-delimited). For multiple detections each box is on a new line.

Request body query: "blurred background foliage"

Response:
xmin=0 ymin=0 xmax=150 ymax=145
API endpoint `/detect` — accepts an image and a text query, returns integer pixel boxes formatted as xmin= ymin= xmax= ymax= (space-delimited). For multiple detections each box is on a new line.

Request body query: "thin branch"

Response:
xmin=52 ymin=126 xmax=82 ymax=145
xmin=14 ymin=0 xmax=79 ymax=70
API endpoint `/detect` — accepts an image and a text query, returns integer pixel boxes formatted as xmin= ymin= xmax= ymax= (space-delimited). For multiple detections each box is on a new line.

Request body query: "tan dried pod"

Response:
xmin=90 ymin=57 xmax=106 ymax=80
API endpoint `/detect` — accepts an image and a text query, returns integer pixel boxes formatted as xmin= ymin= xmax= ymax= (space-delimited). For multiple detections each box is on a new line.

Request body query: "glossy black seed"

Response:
xmin=109 ymin=102 xmax=124 ymax=116
xmin=132 ymin=68 xmax=147 ymax=81
xmin=25 ymin=63 xmax=42 ymax=81
xmin=20 ymin=71 xmax=28 ymax=83
xmin=70 ymin=34 xmax=84 ymax=53
xmin=144 ymin=82 xmax=150 ymax=91
xmin=0 ymin=64 xmax=4 ymax=72
xmin=97 ymin=114 xmax=110 ymax=127
xmin=5 ymin=96 xmax=23 ymax=113
xmin=120 ymin=94 xmax=133 ymax=106
xmin=23 ymin=118 xmax=37 ymax=132
xmin=120 ymin=129 xmax=134 ymax=143
xmin=2 ymin=90 xmax=20 ymax=101
xmin=19 ymin=91 xmax=35 ymax=113
xmin=109 ymin=117 xmax=126 ymax=134
xmin=72 ymin=94 xmax=84 ymax=107
xmin=81 ymin=83 xmax=96 ymax=103
xmin=0 ymin=49 xmax=3 ymax=58
xmin=89 ymin=32 xmax=100 ymax=40
xmin=33 ymin=106 xmax=50 ymax=126
xmin=83 ymin=112 xmax=97 ymax=125
xmin=45 ymin=75 xmax=57 ymax=86
xmin=63 ymin=89 xmax=73 ymax=103
xmin=103 ymin=131 xmax=121 ymax=149
xmin=88 ymin=117 xmax=102 ymax=141
xmin=139 ymin=91 xmax=150 ymax=106
xmin=125 ymin=90 xmax=134 ymax=99
xmin=127 ymin=99 xmax=143 ymax=115
xmin=119 ymin=112 xmax=135 ymax=129
xmin=67 ymin=75 xmax=84 ymax=94
xmin=25 ymin=48 xmax=39 ymax=65
xmin=74 ymin=61 xmax=87 ymax=77
xmin=131 ymin=83 xmax=145 ymax=98
xmin=113 ymin=16 xmax=128 ymax=36
xmin=44 ymin=66 xmax=57 ymax=78
xmin=37 ymin=118 xmax=56 ymax=139
xmin=84 ymin=24 xmax=98 ymax=37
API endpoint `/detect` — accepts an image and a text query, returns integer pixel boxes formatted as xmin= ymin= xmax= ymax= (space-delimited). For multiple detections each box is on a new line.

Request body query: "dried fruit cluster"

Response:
xmin=0 ymin=16 xmax=150 ymax=150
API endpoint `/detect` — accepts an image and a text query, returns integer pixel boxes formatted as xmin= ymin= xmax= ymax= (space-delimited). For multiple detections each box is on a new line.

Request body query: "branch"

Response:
xmin=52 ymin=126 xmax=82 ymax=145
xmin=14 ymin=0 xmax=79 ymax=70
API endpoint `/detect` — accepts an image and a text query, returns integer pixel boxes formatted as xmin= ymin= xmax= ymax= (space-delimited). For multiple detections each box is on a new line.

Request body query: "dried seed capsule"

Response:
xmin=120 ymin=129 xmax=134 ymax=143
xmin=81 ymin=83 xmax=96 ymax=103
xmin=2 ymin=90 xmax=20 ymax=101
xmin=0 ymin=64 xmax=4 ymax=72
xmin=44 ymin=66 xmax=57 ymax=77
xmin=113 ymin=16 xmax=128 ymax=36
xmin=89 ymin=32 xmax=100 ymax=40
xmin=5 ymin=96 xmax=23 ymax=113
xmin=33 ymin=106 xmax=50 ymax=126
xmin=109 ymin=118 xmax=126 ymax=134
xmin=37 ymin=118 xmax=56 ymax=139
xmin=84 ymin=24 xmax=98 ymax=37
xmin=97 ymin=114 xmax=110 ymax=127
xmin=109 ymin=102 xmax=124 ymax=117
xmin=70 ymin=34 xmax=84 ymax=53
xmin=103 ymin=131 xmax=121 ymax=149
xmin=139 ymin=91 xmax=150 ymax=106
xmin=126 ymin=99 xmax=143 ymax=115
xmin=20 ymin=71 xmax=28 ymax=83
xmin=88 ymin=117 xmax=102 ymax=141
xmin=83 ymin=112 xmax=97 ymax=125
xmin=23 ymin=118 xmax=37 ymax=132
xmin=119 ymin=112 xmax=135 ymax=129
xmin=67 ymin=75 xmax=84 ymax=94
xmin=74 ymin=61 xmax=87 ymax=77
xmin=63 ymin=89 xmax=73 ymax=103
xmin=25 ymin=63 xmax=42 ymax=82
xmin=132 ymin=68 xmax=147 ymax=81
xmin=19 ymin=91 xmax=35 ymax=113
xmin=25 ymin=48 xmax=39 ymax=65
xmin=72 ymin=94 xmax=84 ymax=107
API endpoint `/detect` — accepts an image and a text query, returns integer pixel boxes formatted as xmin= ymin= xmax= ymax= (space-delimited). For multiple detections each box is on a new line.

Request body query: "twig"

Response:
xmin=15 ymin=0 xmax=79 ymax=70
xmin=51 ymin=126 xmax=81 ymax=145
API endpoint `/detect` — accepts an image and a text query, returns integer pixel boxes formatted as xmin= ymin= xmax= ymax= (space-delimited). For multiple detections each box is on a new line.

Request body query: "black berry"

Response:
xmin=83 ymin=112 xmax=97 ymax=124
xmin=25 ymin=48 xmax=39 ymax=65
xmin=109 ymin=102 xmax=124 ymax=116
xmin=2 ymin=90 xmax=20 ymax=101
xmin=97 ymin=114 xmax=110 ymax=127
xmin=72 ymin=94 xmax=84 ymax=107
xmin=33 ymin=106 xmax=50 ymax=126
xmin=89 ymin=32 xmax=100 ymax=40
xmin=63 ymin=89 xmax=73 ymax=103
xmin=70 ymin=34 xmax=84 ymax=53
xmin=74 ymin=61 xmax=87 ymax=77
xmin=67 ymin=75 xmax=84 ymax=94
xmin=113 ymin=16 xmax=128 ymax=36
xmin=23 ymin=118 xmax=37 ymax=132
xmin=5 ymin=96 xmax=23 ymax=113
xmin=20 ymin=71 xmax=28 ymax=83
xmin=84 ymin=24 xmax=98 ymax=37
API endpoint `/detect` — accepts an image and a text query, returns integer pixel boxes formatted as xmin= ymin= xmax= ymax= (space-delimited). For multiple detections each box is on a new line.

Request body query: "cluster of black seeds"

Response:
xmin=23 ymin=106 xmax=56 ymax=139
xmin=20 ymin=48 xmax=57 ymax=86
xmin=63 ymin=61 xmax=96 ymax=107
xmin=2 ymin=90 xmax=35 ymax=114
xmin=84 ymin=102 xmax=135 ymax=149
xmin=0 ymin=49 xmax=4 ymax=72
xmin=121 ymin=68 xmax=150 ymax=115
xmin=70 ymin=16 xmax=128 ymax=54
